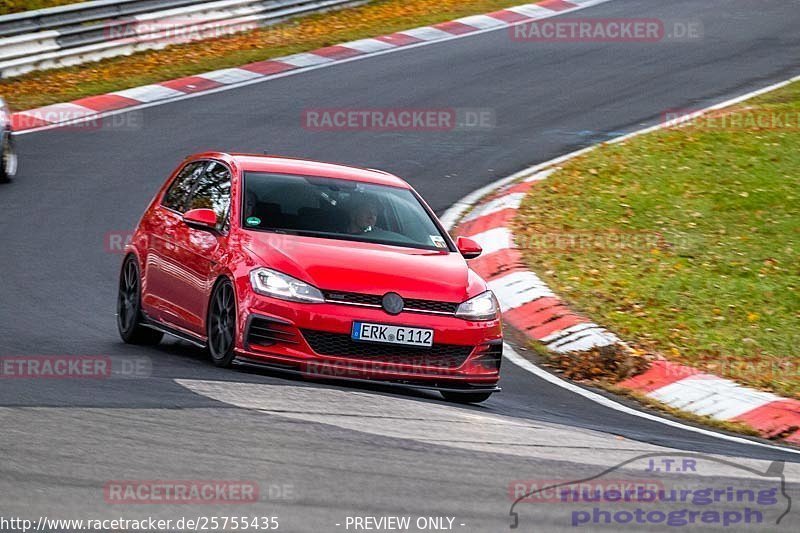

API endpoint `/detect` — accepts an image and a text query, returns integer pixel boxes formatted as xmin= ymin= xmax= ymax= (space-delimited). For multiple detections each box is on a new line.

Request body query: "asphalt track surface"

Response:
xmin=2 ymin=0 xmax=800 ymax=530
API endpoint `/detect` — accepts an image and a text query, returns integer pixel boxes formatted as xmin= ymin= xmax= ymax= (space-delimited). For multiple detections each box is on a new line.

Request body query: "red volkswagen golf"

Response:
xmin=118 ymin=153 xmax=502 ymax=402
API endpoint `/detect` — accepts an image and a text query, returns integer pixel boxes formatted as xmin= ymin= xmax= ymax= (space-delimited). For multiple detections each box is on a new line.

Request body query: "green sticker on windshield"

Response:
xmin=431 ymin=236 xmax=447 ymax=248
xmin=246 ymin=216 xmax=261 ymax=226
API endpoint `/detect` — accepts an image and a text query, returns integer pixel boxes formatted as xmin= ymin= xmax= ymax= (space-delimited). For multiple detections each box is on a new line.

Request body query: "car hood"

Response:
xmin=243 ymin=232 xmax=483 ymax=302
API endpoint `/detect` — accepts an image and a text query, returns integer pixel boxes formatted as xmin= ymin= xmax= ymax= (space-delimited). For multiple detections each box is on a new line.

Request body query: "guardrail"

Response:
xmin=0 ymin=0 xmax=365 ymax=78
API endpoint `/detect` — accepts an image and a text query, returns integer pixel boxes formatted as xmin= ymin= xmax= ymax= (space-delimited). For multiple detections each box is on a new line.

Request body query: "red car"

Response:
xmin=117 ymin=152 xmax=502 ymax=402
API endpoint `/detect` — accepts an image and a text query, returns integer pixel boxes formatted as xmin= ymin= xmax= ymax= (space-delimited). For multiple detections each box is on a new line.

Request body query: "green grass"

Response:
xmin=515 ymin=81 xmax=800 ymax=398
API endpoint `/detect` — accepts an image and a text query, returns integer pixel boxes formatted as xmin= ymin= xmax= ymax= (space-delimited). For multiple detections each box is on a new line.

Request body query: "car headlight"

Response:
xmin=250 ymin=267 xmax=325 ymax=303
xmin=455 ymin=291 xmax=499 ymax=321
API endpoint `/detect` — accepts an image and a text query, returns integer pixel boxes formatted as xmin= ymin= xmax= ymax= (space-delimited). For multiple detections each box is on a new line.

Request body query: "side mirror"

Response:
xmin=183 ymin=208 xmax=218 ymax=231
xmin=456 ymin=236 xmax=482 ymax=259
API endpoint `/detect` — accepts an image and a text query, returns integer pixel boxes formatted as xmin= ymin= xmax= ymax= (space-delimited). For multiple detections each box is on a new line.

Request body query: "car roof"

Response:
xmin=192 ymin=152 xmax=410 ymax=188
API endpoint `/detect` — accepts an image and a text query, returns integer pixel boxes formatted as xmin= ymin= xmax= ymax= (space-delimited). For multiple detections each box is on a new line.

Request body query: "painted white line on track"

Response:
xmin=524 ymin=168 xmax=555 ymax=182
xmin=461 ymin=192 xmax=526 ymax=222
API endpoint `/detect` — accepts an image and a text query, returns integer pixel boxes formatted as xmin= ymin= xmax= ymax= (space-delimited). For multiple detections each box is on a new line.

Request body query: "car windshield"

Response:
xmin=242 ymin=172 xmax=452 ymax=251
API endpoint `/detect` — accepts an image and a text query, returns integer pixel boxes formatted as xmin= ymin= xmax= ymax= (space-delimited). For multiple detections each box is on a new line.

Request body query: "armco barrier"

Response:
xmin=0 ymin=0 xmax=365 ymax=78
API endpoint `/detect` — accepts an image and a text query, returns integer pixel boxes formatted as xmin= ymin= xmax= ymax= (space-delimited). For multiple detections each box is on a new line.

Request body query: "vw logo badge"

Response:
xmin=382 ymin=292 xmax=404 ymax=315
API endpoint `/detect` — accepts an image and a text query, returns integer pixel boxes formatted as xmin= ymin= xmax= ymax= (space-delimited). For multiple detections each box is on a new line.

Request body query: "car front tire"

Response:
xmin=207 ymin=278 xmax=237 ymax=368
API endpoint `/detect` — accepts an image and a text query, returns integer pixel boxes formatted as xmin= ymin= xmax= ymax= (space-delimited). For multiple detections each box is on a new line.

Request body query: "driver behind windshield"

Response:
xmin=347 ymin=194 xmax=380 ymax=234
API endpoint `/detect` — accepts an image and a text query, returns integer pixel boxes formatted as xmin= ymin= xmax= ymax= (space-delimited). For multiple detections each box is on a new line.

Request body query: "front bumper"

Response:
xmin=234 ymin=285 xmax=503 ymax=389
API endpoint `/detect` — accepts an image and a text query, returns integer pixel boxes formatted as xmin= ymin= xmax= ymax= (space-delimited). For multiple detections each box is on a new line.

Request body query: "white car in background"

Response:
xmin=0 ymin=97 xmax=17 ymax=182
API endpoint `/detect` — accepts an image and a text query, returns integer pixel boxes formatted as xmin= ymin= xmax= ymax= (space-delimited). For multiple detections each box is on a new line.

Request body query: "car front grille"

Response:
xmin=322 ymin=290 xmax=458 ymax=315
xmin=247 ymin=316 xmax=299 ymax=347
xmin=324 ymin=291 xmax=382 ymax=306
xmin=301 ymin=329 xmax=473 ymax=368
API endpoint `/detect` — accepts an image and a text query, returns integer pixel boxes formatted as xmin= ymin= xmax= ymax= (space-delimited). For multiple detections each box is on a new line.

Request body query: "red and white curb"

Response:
xmin=444 ymin=76 xmax=800 ymax=445
xmin=620 ymin=362 xmax=800 ymax=445
xmin=451 ymin=169 xmax=623 ymax=355
xmin=10 ymin=0 xmax=609 ymax=133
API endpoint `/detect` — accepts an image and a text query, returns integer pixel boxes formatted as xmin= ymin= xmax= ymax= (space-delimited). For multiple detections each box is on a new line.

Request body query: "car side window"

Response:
xmin=186 ymin=161 xmax=232 ymax=228
xmin=162 ymin=162 xmax=204 ymax=213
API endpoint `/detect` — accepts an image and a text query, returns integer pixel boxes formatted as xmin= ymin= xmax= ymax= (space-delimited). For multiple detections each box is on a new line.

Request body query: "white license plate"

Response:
xmin=352 ymin=322 xmax=433 ymax=347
